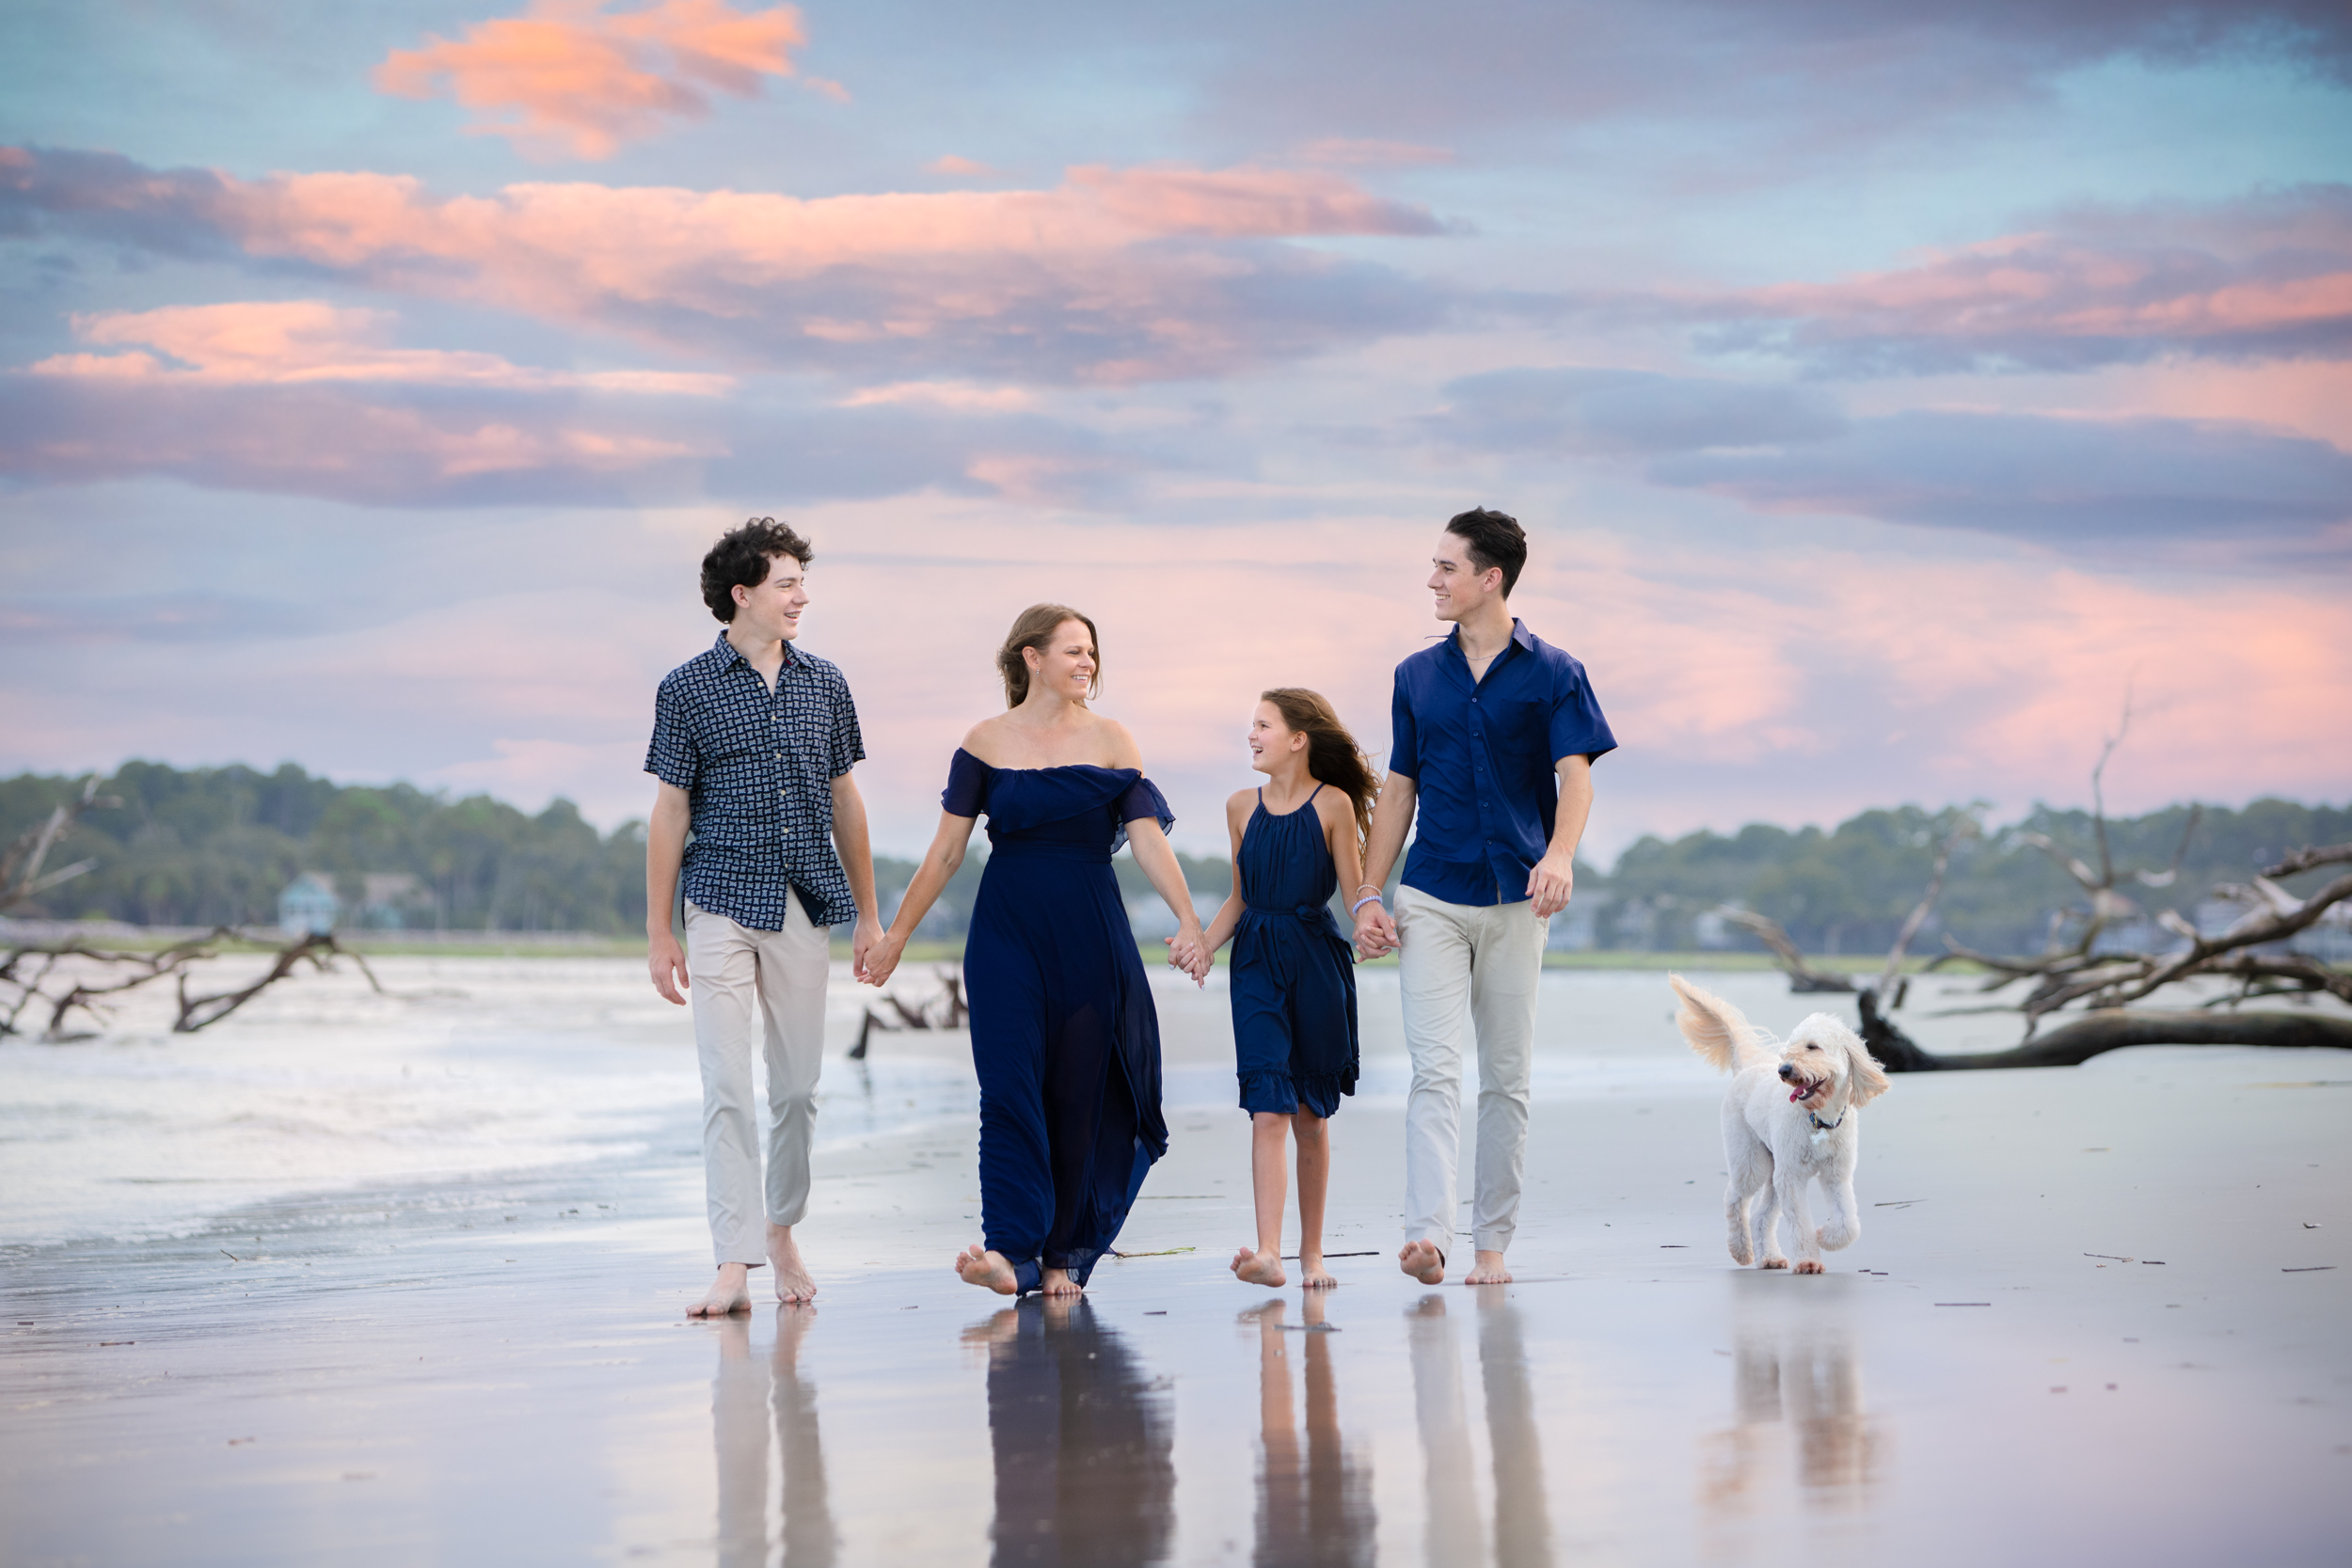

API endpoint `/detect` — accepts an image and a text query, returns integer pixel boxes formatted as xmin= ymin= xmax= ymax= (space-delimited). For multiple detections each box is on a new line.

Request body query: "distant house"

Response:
xmin=278 ymin=873 xmax=339 ymax=936
xmin=359 ymin=873 xmax=426 ymax=929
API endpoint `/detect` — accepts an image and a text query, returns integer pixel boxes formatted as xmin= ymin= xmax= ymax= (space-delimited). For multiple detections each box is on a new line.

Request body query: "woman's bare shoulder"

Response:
xmin=1095 ymin=716 xmax=1144 ymax=769
xmin=961 ymin=717 xmax=1013 ymax=767
xmin=1225 ymin=787 xmax=1257 ymax=819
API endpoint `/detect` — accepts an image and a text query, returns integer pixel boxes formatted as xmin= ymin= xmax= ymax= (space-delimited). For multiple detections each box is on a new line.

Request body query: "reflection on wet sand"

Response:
xmin=1242 ymin=1294 xmax=1377 ymax=1566
xmin=970 ymin=1297 xmax=1174 ymax=1568
xmin=1702 ymin=1303 xmax=1881 ymax=1523
xmin=712 ymin=1307 xmax=839 ymax=1566
xmin=1407 ymin=1293 xmax=1555 ymax=1567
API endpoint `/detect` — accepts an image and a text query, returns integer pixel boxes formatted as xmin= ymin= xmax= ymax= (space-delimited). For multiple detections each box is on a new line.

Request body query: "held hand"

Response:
xmin=1353 ymin=900 xmax=1398 ymax=960
xmin=862 ymin=931 xmax=905 ymax=989
xmin=1526 ymin=851 xmax=1576 ymax=919
xmin=648 ymin=930 xmax=690 ymax=1005
xmin=850 ymin=916 xmax=884 ymax=983
xmin=1167 ymin=920 xmax=1211 ymax=987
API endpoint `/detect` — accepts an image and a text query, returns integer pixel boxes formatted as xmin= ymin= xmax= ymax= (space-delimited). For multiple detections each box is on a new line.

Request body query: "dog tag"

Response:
xmin=1809 ymin=1127 xmax=1832 ymax=1150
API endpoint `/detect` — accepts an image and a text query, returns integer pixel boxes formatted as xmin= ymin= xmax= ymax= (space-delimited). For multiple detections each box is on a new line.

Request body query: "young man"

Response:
xmin=645 ymin=518 xmax=882 ymax=1317
xmin=1353 ymin=509 xmax=1615 ymax=1286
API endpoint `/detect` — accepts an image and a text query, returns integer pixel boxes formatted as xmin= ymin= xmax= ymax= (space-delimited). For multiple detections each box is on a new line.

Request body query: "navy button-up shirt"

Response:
xmin=645 ymin=633 xmax=866 ymax=929
xmin=1390 ymin=619 xmax=1615 ymax=907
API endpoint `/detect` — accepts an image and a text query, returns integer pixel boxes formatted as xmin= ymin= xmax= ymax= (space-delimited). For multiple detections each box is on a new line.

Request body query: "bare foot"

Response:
xmin=689 ymin=1261 xmax=754 ymax=1317
xmin=1041 ymin=1266 xmax=1082 ymax=1298
xmin=1463 ymin=1249 xmax=1512 ymax=1285
xmin=1794 ymin=1259 xmax=1824 ymax=1275
xmin=1297 ymin=1251 xmax=1337 ymax=1290
xmin=954 ymin=1243 xmax=1020 ymax=1295
xmin=1232 ymin=1245 xmax=1287 ymax=1287
xmin=961 ymin=1308 xmax=1022 ymax=1350
xmin=1399 ymin=1239 xmax=1446 ymax=1285
xmin=769 ymin=1222 xmax=817 ymax=1304
xmin=1760 ymin=1257 xmax=1789 ymax=1271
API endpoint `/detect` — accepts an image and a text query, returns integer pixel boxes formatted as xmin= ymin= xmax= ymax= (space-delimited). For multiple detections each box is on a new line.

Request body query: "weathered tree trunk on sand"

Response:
xmin=1858 ymin=989 xmax=2352 ymax=1072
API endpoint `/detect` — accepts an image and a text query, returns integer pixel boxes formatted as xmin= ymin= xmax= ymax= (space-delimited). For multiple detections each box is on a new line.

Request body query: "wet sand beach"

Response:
xmin=3 ymin=959 xmax=2347 ymax=1565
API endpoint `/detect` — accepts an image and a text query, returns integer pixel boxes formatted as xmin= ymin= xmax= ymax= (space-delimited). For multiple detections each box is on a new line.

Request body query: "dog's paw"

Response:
xmin=1729 ymin=1243 xmax=1753 ymax=1266
xmin=1794 ymin=1259 xmax=1825 ymax=1275
xmin=1759 ymin=1258 xmax=1788 ymax=1270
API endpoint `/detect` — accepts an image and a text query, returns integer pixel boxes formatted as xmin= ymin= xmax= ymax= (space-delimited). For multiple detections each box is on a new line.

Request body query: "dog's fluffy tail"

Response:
xmin=1669 ymin=974 xmax=1772 ymax=1073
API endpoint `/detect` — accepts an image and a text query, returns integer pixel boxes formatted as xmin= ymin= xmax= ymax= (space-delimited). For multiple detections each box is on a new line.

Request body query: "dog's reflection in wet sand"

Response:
xmin=1701 ymin=1323 xmax=1882 ymax=1518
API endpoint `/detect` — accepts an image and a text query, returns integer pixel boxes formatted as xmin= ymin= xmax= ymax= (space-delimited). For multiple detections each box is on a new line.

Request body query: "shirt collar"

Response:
xmin=714 ymin=630 xmax=796 ymax=671
xmin=1441 ymin=617 xmax=1534 ymax=674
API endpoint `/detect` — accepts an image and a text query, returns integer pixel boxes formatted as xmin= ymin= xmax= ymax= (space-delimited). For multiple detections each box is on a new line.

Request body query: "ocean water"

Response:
xmin=0 ymin=952 xmax=2018 ymax=1250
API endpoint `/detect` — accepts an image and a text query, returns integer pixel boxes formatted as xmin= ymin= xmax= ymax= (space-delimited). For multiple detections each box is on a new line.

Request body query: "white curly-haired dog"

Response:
xmin=1670 ymin=974 xmax=1890 ymax=1275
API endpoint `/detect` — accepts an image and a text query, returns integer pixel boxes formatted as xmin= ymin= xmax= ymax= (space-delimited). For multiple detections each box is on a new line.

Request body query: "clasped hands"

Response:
xmin=1163 ymin=919 xmax=1212 ymax=987
xmin=1351 ymin=851 xmax=1575 ymax=959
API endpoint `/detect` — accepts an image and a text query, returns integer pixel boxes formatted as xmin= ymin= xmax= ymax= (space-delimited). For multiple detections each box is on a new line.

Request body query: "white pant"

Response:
xmin=686 ymin=896 xmax=830 ymax=1265
xmin=1395 ymin=886 xmax=1547 ymax=1255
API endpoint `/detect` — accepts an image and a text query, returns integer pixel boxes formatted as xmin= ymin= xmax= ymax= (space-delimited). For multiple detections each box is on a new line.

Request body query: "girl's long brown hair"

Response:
xmin=1261 ymin=688 xmax=1376 ymax=851
xmin=995 ymin=603 xmax=1101 ymax=708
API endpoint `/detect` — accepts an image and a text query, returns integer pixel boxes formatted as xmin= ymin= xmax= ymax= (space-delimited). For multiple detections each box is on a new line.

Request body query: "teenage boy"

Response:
xmin=645 ymin=518 xmax=882 ymax=1317
xmin=1353 ymin=508 xmax=1615 ymax=1286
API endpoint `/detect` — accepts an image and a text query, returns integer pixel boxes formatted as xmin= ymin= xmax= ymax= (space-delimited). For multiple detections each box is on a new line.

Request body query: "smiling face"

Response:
xmin=1427 ymin=530 xmax=1504 ymax=624
xmin=1022 ymin=617 xmax=1098 ymax=704
xmin=1248 ymin=700 xmax=1305 ymax=777
xmin=730 ymin=552 xmax=809 ymax=641
xmin=1773 ymin=1014 xmax=1889 ymax=1112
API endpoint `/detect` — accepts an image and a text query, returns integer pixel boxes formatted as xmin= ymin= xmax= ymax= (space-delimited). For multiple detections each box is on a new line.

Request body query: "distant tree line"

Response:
xmin=2 ymin=762 xmax=2343 ymax=951
xmin=0 ymin=762 xmax=645 ymax=934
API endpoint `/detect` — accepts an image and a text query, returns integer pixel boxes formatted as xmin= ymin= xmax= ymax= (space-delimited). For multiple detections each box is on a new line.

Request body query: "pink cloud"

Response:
xmin=375 ymin=0 xmax=810 ymax=160
xmin=0 ymin=148 xmax=1444 ymax=381
xmin=27 ymin=300 xmax=730 ymax=394
xmin=1697 ymin=185 xmax=2352 ymax=372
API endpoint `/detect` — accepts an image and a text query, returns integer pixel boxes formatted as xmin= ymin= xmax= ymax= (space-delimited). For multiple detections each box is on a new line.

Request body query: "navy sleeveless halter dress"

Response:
xmin=943 ymin=748 xmax=1173 ymax=1295
xmin=1230 ymin=785 xmax=1359 ymax=1117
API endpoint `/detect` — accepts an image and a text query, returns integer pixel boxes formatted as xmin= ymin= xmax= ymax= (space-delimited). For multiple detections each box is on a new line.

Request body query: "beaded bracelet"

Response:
xmin=1348 ymin=892 xmax=1385 ymax=916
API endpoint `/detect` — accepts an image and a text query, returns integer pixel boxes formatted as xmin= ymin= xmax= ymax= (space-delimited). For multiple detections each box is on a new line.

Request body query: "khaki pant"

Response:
xmin=1394 ymin=885 xmax=1548 ymax=1256
xmin=686 ymin=896 xmax=830 ymax=1265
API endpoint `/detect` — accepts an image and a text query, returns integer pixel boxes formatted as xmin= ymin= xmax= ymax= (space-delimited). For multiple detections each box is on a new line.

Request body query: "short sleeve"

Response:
xmin=644 ymin=678 xmax=697 ymax=791
xmin=1117 ymin=776 xmax=1175 ymax=832
xmin=942 ymin=748 xmax=990 ymax=818
xmin=831 ymin=673 xmax=866 ymax=779
xmin=1549 ymin=659 xmax=1617 ymax=766
xmin=1388 ymin=669 xmax=1420 ymax=782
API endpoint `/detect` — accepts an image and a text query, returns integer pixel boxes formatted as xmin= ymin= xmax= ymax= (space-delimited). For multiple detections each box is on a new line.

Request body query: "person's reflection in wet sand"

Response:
xmin=710 ymin=1307 xmax=838 ymax=1567
xmin=1701 ymin=1317 xmax=1879 ymax=1521
xmin=1406 ymin=1296 xmax=1483 ymax=1564
xmin=967 ymin=1296 xmax=1174 ymax=1568
xmin=1242 ymin=1294 xmax=1376 ymax=1566
xmin=1475 ymin=1292 xmax=1555 ymax=1567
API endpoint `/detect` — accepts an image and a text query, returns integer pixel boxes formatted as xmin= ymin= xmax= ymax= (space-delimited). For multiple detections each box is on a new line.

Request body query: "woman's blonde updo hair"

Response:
xmin=996 ymin=603 xmax=1101 ymax=708
xmin=1261 ymin=688 xmax=1378 ymax=852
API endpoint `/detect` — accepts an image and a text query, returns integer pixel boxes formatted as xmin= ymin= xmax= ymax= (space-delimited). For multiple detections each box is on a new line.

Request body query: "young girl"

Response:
xmin=1200 ymin=689 xmax=1376 ymax=1289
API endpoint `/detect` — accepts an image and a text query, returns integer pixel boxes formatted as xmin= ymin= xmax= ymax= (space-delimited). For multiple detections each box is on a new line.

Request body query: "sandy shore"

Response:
xmin=3 ymin=965 xmax=2347 ymax=1566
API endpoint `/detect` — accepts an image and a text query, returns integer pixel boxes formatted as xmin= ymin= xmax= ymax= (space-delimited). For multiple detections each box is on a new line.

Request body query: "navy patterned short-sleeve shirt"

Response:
xmin=645 ymin=632 xmax=866 ymax=930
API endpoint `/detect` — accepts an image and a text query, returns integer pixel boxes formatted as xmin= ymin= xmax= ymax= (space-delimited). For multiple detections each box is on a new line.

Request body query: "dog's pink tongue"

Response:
xmin=1789 ymin=1087 xmax=1804 ymax=1102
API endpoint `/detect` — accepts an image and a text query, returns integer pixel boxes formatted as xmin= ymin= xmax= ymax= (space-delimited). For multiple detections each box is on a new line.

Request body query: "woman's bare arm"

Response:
xmin=862 ymin=809 xmax=977 ymax=988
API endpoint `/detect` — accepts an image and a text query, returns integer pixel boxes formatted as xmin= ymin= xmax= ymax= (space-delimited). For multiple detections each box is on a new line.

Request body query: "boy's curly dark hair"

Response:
xmin=700 ymin=517 xmax=812 ymax=623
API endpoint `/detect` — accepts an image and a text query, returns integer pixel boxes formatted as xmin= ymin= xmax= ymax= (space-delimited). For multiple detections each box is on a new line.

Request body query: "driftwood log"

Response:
xmin=1858 ymin=988 xmax=2352 ymax=1072
xmin=0 ymin=927 xmax=378 ymax=1040
xmin=1723 ymin=719 xmax=2349 ymax=1069
xmin=850 ymin=967 xmax=969 ymax=1059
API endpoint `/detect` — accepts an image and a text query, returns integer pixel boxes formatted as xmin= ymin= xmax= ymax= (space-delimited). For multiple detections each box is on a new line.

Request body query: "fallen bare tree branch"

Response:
xmin=1859 ymin=989 xmax=2352 ymax=1071
xmin=1 ymin=777 xmax=119 ymax=913
xmin=1713 ymin=907 xmax=1855 ymax=993
xmin=2 ymin=927 xmax=380 ymax=1040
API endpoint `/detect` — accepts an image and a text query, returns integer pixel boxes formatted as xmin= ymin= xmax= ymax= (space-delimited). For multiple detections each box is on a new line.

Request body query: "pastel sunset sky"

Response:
xmin=4 ymin=1 xmax=2347 ymax=861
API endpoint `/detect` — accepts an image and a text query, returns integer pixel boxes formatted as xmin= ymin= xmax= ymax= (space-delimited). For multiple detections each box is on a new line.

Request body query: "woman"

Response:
xmin=865 ymin=604 xmax=1210 ymax=1297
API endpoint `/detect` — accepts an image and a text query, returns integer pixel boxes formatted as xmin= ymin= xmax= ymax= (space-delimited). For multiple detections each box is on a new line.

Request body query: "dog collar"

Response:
xmin=1807 ymin=1110 xmax=1845 ymax=1132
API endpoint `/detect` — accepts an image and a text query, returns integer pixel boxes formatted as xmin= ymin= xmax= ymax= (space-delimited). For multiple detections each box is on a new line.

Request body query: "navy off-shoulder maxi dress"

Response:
xmin=944 ymin=749 xmax=1173 ymax=1295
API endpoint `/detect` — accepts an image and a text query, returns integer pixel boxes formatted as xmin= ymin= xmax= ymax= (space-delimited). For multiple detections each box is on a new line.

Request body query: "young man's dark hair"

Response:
xmin=1444 ymin=507 xmax=1528 ymax=596
xmin=701 ymin=517 xmax=814 ymax=623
